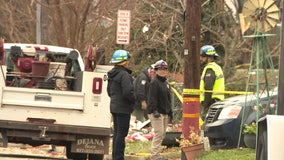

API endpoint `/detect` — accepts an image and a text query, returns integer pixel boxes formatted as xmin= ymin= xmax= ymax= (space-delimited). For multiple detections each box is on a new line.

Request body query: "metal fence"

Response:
xmin=170 ymin=83 xmax=183 ymax=124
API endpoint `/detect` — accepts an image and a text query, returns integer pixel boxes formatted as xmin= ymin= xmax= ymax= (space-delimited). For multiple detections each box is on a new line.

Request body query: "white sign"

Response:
xmin=116 ymin=10 xmax=131 ymax=45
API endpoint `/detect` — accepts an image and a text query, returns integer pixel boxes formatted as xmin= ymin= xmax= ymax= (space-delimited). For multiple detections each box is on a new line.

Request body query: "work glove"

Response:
xmin=153 ymin=110 xmax=161 ymax=118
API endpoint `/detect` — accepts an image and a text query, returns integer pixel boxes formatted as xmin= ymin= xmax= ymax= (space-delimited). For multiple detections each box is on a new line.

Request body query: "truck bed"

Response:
xmin=0 ymin=72 xmax=111 ymax=128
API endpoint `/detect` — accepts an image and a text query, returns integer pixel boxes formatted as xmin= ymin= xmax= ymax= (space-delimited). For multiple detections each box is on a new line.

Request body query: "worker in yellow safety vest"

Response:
xmin=199 ymin=45 xmax=225 ymax=121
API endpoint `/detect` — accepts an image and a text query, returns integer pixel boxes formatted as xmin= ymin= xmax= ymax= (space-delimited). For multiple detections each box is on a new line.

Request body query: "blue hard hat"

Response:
xmin=110 ymin=50 xmax=131 ymax=64
xmin=201 ymin=45 xmax=219 ymax=57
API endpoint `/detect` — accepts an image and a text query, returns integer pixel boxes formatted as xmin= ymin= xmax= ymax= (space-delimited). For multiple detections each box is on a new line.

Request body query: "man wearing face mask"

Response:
xmin=200 ymin=45 xmax=225 ymax=121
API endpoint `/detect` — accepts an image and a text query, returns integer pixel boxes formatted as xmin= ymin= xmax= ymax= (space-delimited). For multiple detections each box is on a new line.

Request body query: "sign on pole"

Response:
xmin=116 ymin=10 xmax=131 ymax=45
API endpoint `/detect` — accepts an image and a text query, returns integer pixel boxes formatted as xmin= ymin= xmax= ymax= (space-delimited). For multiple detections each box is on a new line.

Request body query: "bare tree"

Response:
xmin=0 ymin=0 xmax=135 ymax=62
xmin=0 ymin=0 xmax=279 ymax=81
xmin=0 ymin=0 xmax=36 ymax=42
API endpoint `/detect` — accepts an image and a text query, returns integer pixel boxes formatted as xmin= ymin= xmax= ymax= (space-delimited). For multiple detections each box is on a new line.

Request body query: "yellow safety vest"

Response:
xmin=200 ymin=62 xmax=225 ymax=102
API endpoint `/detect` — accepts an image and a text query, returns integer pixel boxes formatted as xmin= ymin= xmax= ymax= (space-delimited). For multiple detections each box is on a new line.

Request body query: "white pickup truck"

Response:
xmin=0 ymin=42 xmax=112 ymax=160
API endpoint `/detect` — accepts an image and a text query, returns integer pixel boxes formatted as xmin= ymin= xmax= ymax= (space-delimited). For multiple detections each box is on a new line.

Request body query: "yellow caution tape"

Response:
xmin=170 ymin=85 xmax=205 ymax=130
xmin=135 ymin=153 xmax=151 ymax=156
xmin=183 ymin=88 xmax=253 ymax=95
xmin=183 ymin=89 xmax=201 ymax=95
xmin=171 ymin=87 xmax=183 ymax=102
xmin=169 ymin=81 xmax=253 ymax=96
xmin=168 ymin=81 xmax=176 ymax=85
xmin=199 ymin=117 xmax=203 ymax=130
xmin=171 ymin=88 xmax=252 ymax=103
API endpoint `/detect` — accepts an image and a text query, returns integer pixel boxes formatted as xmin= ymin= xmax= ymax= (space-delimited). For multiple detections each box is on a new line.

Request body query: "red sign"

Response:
xmin=116 ymin=10 xmax=131 ymax=45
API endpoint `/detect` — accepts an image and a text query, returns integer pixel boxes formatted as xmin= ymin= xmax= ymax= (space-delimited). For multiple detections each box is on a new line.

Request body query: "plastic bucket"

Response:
xmin=48 ymin=62 xmax=66 ymax=78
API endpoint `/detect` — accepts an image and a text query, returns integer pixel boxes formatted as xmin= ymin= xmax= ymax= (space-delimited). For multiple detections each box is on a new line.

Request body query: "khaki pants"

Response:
xmin=148 ymin=114 xmax=168 ymax=160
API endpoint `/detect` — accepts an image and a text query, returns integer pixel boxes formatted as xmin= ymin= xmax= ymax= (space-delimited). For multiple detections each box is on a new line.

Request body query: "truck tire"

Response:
xmin=89 ymin=154 xmax=104 ymax=160
xmin=66 ymin=153 xmax=103 ymax=160
xmin=67 ymin=153 xmax=86 ymax=160
xmin=66 ymin=143 xmax=85 ymax=160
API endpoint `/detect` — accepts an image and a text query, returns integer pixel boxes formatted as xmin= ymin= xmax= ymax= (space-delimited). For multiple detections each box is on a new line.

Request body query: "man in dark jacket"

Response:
xmin=133 ymin=66 xmax=155 ymax=122
xmin=107 ymin=50 xmax=135 ymax=160
xmin=147 ymin=60 xmax=172 ymax=160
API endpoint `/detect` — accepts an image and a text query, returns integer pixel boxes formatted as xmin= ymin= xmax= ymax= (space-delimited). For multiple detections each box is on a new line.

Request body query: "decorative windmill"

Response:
xmin=239 ymin=0 xmax=279 ymax=34
xmin=237 ymin=0 xmax=280 ymax=148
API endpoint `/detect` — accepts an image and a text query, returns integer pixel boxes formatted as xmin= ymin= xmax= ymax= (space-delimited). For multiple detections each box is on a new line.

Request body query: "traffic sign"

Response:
xmin=116 ymin=10 xmax=131 ymax=45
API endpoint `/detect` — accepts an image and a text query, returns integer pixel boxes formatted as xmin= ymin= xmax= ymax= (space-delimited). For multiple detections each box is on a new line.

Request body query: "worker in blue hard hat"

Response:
xmin=200 ymin=45 xmax=225 ymax=121
xmin=107 ymin=49 xmax=135 ymax=160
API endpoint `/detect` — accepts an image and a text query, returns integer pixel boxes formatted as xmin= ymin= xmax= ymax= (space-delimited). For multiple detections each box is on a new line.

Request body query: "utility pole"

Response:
xmin=277 ymin=0 xmax=284 ymax=115
xmin=36 ymin=0 xmax=49 ymax=44
xmin=36 ymin=2 xmax=41 ymax=44
xmin=182 ymin=0 xmax=201 ymax=137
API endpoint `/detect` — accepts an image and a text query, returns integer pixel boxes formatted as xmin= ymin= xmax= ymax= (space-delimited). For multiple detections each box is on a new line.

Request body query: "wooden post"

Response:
xmin=182 ymin=0 xmax=201 ymax=137
xmin=277 ymin=0 xmax=284 ymax=115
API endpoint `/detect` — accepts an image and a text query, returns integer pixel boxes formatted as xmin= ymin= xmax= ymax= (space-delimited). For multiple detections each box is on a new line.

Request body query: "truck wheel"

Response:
xmin=66 ymin=153 xmax=86 ymax=160
xmin=89 ymin=154 xmax=104 ymax=160
xmin=66 ymin=153 xmax=103 ymax=160
xmin=66 ymin=153 xmax=104 ymax=160
xmin=66 ymin=143 xmax=86 ymax=160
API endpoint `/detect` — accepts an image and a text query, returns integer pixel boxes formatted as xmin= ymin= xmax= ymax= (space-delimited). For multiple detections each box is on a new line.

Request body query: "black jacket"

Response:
xmin=147 ymin=74 xmax=172 ymax=114
xmin=203 ymin=68 xmax=217 ymax=108
xmin=133 ymin=68 xmax=151 ymax=109
xmin=107 ymin=66 xmax=135 ymax=114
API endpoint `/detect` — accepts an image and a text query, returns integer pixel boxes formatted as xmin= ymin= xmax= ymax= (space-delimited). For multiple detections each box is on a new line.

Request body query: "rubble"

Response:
xmin=127 ymin=116 xmax=182 ymax=143
xmin=0 ymin=143 xmax=66 ymax=159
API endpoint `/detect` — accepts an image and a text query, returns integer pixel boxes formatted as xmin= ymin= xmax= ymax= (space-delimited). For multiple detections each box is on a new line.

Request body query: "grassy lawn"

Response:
xmin=125 ymin=141 xmax=256 ymax=160
xmin=197 ymin=148 xmax=256 ymax=160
